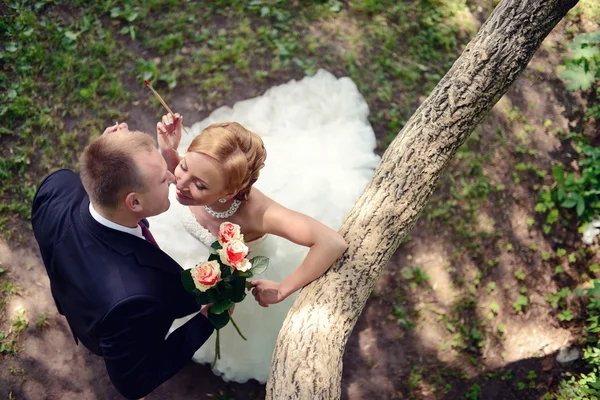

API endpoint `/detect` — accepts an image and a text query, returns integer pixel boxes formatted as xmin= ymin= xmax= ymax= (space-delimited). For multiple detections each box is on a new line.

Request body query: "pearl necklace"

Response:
xmin=204 ymin=199 xmax=241 ymax=219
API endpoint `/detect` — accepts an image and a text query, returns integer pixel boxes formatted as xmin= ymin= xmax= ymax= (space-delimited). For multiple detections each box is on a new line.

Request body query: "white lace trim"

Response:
xmin=181 ymin=206 xmax=268 ymax=249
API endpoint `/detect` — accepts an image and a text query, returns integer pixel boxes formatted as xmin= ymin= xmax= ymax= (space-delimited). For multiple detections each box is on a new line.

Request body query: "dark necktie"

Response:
xmin=139 ymin=222 xmax=159 ymax=248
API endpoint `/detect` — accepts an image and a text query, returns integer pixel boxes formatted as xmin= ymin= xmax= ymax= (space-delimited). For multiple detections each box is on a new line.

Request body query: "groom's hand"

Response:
xmin=200 ymin=303 xmax=212 ymax=318
xmin=199 ymin=303 xmax=234 ymax=317
xmin=249 ymin=279 xmax=284 ymax=307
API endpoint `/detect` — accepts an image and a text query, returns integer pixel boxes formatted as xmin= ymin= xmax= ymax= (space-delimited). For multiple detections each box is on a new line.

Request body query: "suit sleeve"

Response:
xmin=32 ymin=169 xmax=79 ymax=218
xmin=98 ymin=295 xmax=214 ymax=399
xmin=31 ymin=169 xmax=81 ymax=316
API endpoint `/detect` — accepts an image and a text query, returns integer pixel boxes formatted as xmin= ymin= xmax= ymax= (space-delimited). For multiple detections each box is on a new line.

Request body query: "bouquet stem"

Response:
xmin=230 ymin=316 xmax=247 ymax=341
xmin=211 ymin=329 xmax=221 ymax=369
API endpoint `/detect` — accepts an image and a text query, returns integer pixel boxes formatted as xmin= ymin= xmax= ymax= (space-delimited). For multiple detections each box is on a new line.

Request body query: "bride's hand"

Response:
xmin=103 ymin=122 xmax=128 ymax=135
xmin=157 ymin=113 xmax=182 ymax=153
xmin=249 ymin=280 xmax=284 ymax=307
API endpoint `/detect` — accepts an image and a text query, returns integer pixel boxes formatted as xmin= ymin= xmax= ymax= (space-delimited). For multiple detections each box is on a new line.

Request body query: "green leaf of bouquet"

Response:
xmin=194 ymin=289 xmax=218 ymax=305
xmin=221 ymin=264 xmax=232 ymax=280
xmin=210 ymin=241 xmax=221 ymax=254
xmin=208 ymin=253 xmax=220 ymax=262
xmin=245 ymin=281 xmax=255 ymax=289
xmin=211 ymin=300 xmax=234 ymax=315
xmin=219 ymin=281 xmax=234 ymax=298
xmin=224 ymin=268 xmax=238 ymax=282
xmin=181 ymin=270 xmax=196 ymax=294
xmin=249 ymin=256 xmax=269 ymax=275
xmin=208 ymin=309 xmax=230 ymax=329
xmin=231 ymin=277 xmax=247 ymax=302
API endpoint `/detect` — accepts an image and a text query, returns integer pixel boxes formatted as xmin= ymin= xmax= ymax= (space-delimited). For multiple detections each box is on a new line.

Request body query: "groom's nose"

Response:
xmin=167 ymin=171 xmax=175 ymax=185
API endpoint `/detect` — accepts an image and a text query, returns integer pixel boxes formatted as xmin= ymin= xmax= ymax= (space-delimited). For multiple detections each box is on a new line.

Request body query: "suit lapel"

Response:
xmin=79 ymin=198 xmax=183 ymax=275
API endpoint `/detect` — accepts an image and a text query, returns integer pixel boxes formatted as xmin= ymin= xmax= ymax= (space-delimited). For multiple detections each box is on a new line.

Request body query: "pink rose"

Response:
xmin=218 ymin=240 xmax=249 ymax=271
xmin=191 ymin=260 xmax=221 ymax=292
xmin=218 ymin=222 xmax=243 ymax=246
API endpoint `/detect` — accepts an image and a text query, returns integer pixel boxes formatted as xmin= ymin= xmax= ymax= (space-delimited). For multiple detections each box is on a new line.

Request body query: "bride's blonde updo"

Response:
xmin=187 ymin=122 xmax=267 ymax=201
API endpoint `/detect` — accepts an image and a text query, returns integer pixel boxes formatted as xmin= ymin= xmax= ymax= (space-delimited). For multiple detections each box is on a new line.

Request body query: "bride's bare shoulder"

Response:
xmin=245 ymin=188 xmax=274 ymax=211
xmin=242 ymin=188 xmax=277 ymax=225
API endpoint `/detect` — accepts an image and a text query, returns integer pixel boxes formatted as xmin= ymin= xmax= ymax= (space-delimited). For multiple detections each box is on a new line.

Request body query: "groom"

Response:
xmin=31 ymin=123 xmax=214 ymax=399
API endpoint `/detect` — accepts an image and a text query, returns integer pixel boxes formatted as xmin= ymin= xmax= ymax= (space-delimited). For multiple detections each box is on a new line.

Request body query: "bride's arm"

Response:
xmin=157 ymin=113 xmax=182 ymax=173
xmin=250 ymin=198 xmax=348 ymax=306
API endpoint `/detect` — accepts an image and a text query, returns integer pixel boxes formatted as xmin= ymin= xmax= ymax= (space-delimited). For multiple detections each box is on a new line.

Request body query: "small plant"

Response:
xmin=0 ymin=331 xmax=17 ymax=355
xmin=547 ymin=287 xmax=571 ymax=308
xmin=529 ymin=243 xmax=538 ymax=251
xmin=8 ymin=366 xmax=25 ymax=376
xmin=465 ymin=383 xmax=481 ymax=400
xmin=559 ymin=31 xmax=600 ymax=120
xmin=501 ymin=369 xmax=514 ymax=381
xmin=490 ymin=302 xmax=500 ymax=315
xmin=1 ymin=282 xmax=19 ymax=296
xmin=497 ymin=323 xmax=507 ymax=336
xmin=401 ymin=266 xmax=429 ymax=288
xmin=408 ymin=367 xmax=424 ymax=398
xmin=513 ymin=295 xmax=529 ymax=313
xmin=110 ymin=4 xmax=141 ymax=40
xmin=527 ymin=218 xmax=535 ymax=226
xmin=515 ymin=269 xmax=526 ymax=281
xmin=392 ymin=304 xmax=413 ymax=330
xmin=36 ymin=312 xmax=50 ymax=331
xmin=558 ymin=309 xmax=574 ymax=321
xmin=537 ymin=145 xmax=600 ymax=230
xmin=556 ymin=279 xmax=600 ymax=397
xmin=12 ymin=308 xmax=28 ymax=334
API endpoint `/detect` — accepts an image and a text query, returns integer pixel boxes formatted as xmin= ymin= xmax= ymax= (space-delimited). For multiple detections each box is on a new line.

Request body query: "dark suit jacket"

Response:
xmin=31 ymin=169 xmax=213 ymax=399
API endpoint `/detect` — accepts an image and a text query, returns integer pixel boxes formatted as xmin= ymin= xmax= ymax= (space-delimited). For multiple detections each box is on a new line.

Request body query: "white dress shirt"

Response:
xmin=89 ymin=203 xmax=145 ymax=240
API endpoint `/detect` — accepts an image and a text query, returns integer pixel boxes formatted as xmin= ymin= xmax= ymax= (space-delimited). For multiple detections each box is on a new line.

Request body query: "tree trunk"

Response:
xmin=266 ymin=0 xmax=579 ymax=398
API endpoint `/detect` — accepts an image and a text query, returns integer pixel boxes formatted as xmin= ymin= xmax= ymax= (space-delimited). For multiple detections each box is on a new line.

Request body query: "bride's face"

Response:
xmin=174 ymin=152 xmax=229 ymax=206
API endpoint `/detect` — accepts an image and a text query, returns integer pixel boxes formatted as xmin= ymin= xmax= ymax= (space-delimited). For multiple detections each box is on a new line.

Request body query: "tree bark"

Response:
xmin=267 ymin=0 xmax=579 ymax=398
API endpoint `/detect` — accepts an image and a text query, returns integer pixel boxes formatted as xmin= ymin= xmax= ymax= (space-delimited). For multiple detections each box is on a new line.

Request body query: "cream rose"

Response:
xmin=218 ymin=240 xmax=249 ymax=270
xmin=190 ymin=260 xmax=221 ymax=292
xmin=236 ymin=258 xmax=252 ymax=273
xmin=218 ymin=222 xmax=243 ymax=246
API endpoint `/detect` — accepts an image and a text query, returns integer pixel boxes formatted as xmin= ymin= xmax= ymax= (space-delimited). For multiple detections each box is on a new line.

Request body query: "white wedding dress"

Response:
xmin=148 ymin=69 xmax=380 ymax=383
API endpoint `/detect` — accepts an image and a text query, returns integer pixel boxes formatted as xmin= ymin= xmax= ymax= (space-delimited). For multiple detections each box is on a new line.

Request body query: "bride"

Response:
xmin=148 ymin=69 xmax=380 ymax=383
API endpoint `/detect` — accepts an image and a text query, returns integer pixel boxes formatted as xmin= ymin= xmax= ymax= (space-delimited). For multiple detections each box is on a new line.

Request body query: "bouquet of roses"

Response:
xmin=181 ymin=222 xmax=269 ymax=367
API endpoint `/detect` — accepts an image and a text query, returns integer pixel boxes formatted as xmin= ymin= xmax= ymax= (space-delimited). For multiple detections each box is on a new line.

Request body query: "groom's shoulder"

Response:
xmin=34 ymin=169 xmax=84 ymax=206
xmin=38 ymin=169 xmax=80 ymax=190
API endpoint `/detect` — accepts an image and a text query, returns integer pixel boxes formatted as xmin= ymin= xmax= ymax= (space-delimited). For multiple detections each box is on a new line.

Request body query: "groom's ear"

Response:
xmin=125 ymin=192 xmax=143 ymax=212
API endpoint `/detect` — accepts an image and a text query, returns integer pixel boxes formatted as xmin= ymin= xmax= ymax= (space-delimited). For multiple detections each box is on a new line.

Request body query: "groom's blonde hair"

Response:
xmin=79 ymin=130 xmax=156 ymax=208
xmin=187 ymin=122 xmax=266 ymax=201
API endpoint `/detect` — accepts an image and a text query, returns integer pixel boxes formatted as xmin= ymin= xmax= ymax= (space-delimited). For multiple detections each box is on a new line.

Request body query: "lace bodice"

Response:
xmin=181 ymin=206 xmax=267 ymax=249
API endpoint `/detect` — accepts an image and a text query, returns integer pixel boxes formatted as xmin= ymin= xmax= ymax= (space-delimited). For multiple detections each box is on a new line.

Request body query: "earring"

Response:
xmin=218 ymin=198 xmax=227 ymax=203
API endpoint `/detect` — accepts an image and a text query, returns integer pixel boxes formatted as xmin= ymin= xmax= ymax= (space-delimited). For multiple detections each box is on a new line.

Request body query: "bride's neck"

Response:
xmin=206 ymin=199 xmax=235 ymax=212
